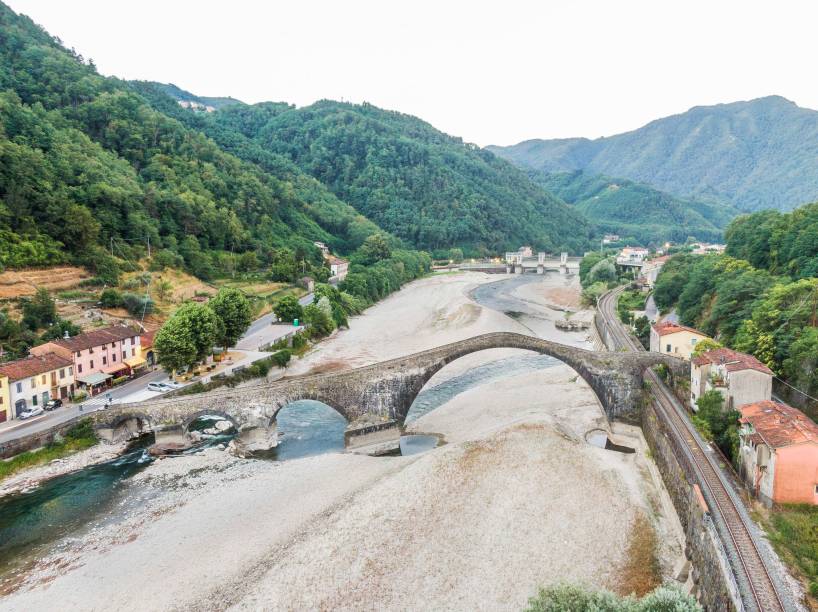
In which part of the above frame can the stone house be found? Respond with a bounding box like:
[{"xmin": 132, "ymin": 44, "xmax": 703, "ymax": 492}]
[
  {"xmin": 31, "ymin": 325, "xmax": 143, "ymax": 395},
  {"xmin": 0, "ymin": 353, "xmax": 75, "ymax": 417},
  {"xmin": 738, "ymin": 400, "xmax": 818, "ymax": 506},
  {"xmin": 690, "ymin": 348, "xmax": 773, "ymax": 411},
  {"xmin": 649, "ymin": 321, "xmax": 709, "ymax": 360},
  {"xmin": 328, "ymin": 256, "xmax": 349, "ymax": 282}
]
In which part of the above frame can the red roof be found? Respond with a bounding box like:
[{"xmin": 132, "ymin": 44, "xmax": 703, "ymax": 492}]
[
  {"xmin": 46, "ymin": 325, "xmax": 139, "ymax": 353},
  {"xmin": 652, "ymin": 321, "xmax": 706, "ymax": 337},
  {"xmin": 740, "ymin": 400, "xmax": 818, "ymax": 448},
  {"xmin": 0, "ymin": 353, "xmax": 74, "ymax": 382},
  {"xmin": 692, "ymin": 348, "xmax": 773, "ymax": 375},
  {"xmin": 140, "ymin": 330, "xmax": 157, "ymax": 348}
]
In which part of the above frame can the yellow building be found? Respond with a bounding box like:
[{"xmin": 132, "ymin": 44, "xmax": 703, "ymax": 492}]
[
  {"xmin": 0, "ymin": 374, "xmax": 9, "ymax": 423},
  {"xmin": 649, "ymin": 321, "xmax": 710, "ymax": 360}
]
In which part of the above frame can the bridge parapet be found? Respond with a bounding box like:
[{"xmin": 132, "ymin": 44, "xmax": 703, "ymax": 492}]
[{"xmin": 90, "ymin": 332, "xmax": 679, "ymax": 453}]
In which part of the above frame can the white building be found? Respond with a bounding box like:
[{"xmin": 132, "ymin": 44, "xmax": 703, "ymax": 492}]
[
  {"xmin": 329, "ymin": 256, "xmax": 349, "ymax": 282},
  {"xmin": 690, "ymin": 348, "xmax": 773, "ymax": 411},
  {"xmin": 616, "ymin": 246, "xmax": 650, "ymax": 267}
]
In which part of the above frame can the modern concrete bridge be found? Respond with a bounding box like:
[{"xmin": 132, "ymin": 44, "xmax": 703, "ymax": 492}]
[
  {"xmin": 91, "ymin": 332, "xmax": 685, "ymax": 453},
  {"xmin": 459, "ymin": 253, "xmax": 581, "ymax": 275}
]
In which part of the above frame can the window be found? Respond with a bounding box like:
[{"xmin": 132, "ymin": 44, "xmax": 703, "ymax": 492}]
[
  {"xmin": 123, "ymin": 351, "xmax": 127, "ymax": 360},
  {"xmin": 76, "ymin": 351, "xmax": 82, "ymax": 358},
  {"xmin": 691, "ymin": 338, "xmax": 697, "ymax": 345},
  {"xmin": 132, "ymin": 348, "xmax": 136, "ymax": 357},
  {"xmin": 41, "ymin": 374, "xmax": 46, "ymax": 385},
  {"xmin": 815, "ymin": 485, "xmax": 818, "ymax": 495},
  {"xmin": 77, "ymin": 364, "xmax": 83, "ymax": 374},
  {"xmin": 111, "ymin": 342, "xmax": 116, "ymax": 348},
  {"xmin": 89, "ymin": 347, "xmax": 94, "ymax": 354},
  {"xmin": 68, "ymin": 367, "xmax": 73, "ymax": 376},
  {"xmin": 102, "ymin": 356, "xmax": 107, "ymax": 365},
  {"xmin": 113, "ymin": 353, "xmax": 117, "ymax": 361},
  {"xmin": 666, "ymin": 344, "xmax": 671, "ymax": 352},
  {"xmin": 32, "ymin": 395, "xmax": 37, "ymax": 406},
  {"xmin": 15, "ymin": 382, "xmax": 21, "ymax": 393},
  {"xmin": 90, "ymin": 360, "xmax": 94, "ymax": 369},
  {"xmin": 30, "ymin": 378, "xmax": 36, "ymax": 389},
  {"xmin": 59, "ymin": 369, "xmax": 65, "ymax": 379}
]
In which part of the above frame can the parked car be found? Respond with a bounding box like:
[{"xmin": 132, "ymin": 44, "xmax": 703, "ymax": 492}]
[
  {"xmin": 44, "ymin": 398, "xmax": 63, "ymax": 411},
  {"xmin": 19, "ymin": 406, "xmax": 44, "ymax": 420},
  {"xmin": 163, "ymin": 380, "xmax": 182, "ymax": 389},
  {"xmin": 146, "ymin": 382, "xmax": 169, "ymax": 393}
]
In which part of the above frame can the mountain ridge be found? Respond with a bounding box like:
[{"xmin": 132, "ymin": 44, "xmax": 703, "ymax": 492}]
[{"xmin": 489, "ymin": 96, "xmax": 818, "ymax": 212}]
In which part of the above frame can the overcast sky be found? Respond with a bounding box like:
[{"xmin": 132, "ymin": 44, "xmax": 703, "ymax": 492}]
[{"xmin": 7, "ymin": 0, "xmax": 818, "ymax": 146}]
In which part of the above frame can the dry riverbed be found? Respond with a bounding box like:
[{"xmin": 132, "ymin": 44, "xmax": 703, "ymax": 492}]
[{"xmin": 0, "ymin": 272, "xmax": 686, "ymax": 611}]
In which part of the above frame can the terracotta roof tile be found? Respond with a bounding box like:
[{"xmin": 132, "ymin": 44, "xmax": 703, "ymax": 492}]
[
  {"xmin": 47, "ymin": 325, "xmax": 139, "ymax": 353},
  {"xmin": 0, "ymin": 353, "xmax": 73, "ymax": 381},
  {"xmin": 692, "ymin": 347, "xmax": 773, "ymax": 375},
  {"xmin": 740, "ymin": 400, "xmax": 818, "ymax": 448},
  {"xmin": 652, "ymin": 321, "xmax": 707, "ymax": 337}
]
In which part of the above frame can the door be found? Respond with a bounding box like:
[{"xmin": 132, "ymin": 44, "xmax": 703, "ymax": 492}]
[
  {"xmin": 42, "ymin": 391, "xmax": 49, "ymax": 405},
  {"xmin": 15, "ymin": 399, "xmax": 26, "ymax": 417}
]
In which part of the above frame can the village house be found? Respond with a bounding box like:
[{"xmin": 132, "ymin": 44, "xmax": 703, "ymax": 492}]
[
  {"xmin": 691, "ymin": 242, "xmax": 726, "ymax": 255},
  {"xmin": 30, "ymin": 325, "xmax": 144, "ymax": 396},
  {"xmin": 0, "ymin": 353, "xmax": 75, "ymax": 418},
  {"xmin": 690, "ymin": 347, "xmax": 773, "ymax": 411},
  {"xmin": 615, "ymin": 246, "xmax": 650, "ymax": 270},
  {"xmin": 313, "ymin": 241, "xmax": 330, "ymax": 257},
  {"xmin": 0, "ymin": 374, "xmax": 9, "ymax": 423},
  {"xmin": 328, "ymin": 256, "xmax": 349, "ymax": 282},
  {"xmin": 517, "ymin": 246, "xmax": 533, "ymax": 257},
  {"xmin": 738, "ymin": 400, "xmax": 818, "ymax": 506},
  {"xmin": 602, "ymin": 234, "xmax": 620, "ymax": 244},
  {"xmin": 649, "ymin": 321, "xmax": 709, "ymax": 360}
]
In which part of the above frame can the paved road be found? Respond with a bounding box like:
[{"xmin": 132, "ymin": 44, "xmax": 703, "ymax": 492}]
[{"xmin": 242, "ymin": 292, "xmax": 313, "ymax": 337}]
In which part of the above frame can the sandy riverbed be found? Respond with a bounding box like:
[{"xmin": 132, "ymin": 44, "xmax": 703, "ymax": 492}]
[{"xmin": 0, "ymin": 272, "xmax": 685, "ymax": 611}]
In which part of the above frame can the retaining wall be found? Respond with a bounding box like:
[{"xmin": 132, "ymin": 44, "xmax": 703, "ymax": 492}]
[{"xmin": 0, "ymin": 415, "xmax": 85, "ymax": 459}]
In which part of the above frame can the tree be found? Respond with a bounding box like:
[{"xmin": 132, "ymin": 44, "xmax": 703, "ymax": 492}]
[
  {"xmin": 579, "ymin": 252, "xmax": 605, "ymax": 287},
  {"xmin": 21, "ymin": 288, "xmax": 57, "ymax": 330},
  {"xmin": 40, "ymin": 318, "xmax": 81, "ymax": 341},
  {"xmin": 273, "ymin": 295, "xmax": 303, "ymax": 323},
  {"xmin": 448, "ymin": 247, "xmax": 463, "ymax": 263},
  {"xmin": 154, "ymin": 302, "xmax": 222, "ymax": 373},
  {"xmin": 634, "ymin": 315, "xmax": 651, "ymax": 350},
  {"xmin": 357, "ymin": 234, "xmax": 391, "ymax": 264},
  {"xmin": 209, "ymin": 287, "xmax": 252, "ymax": 348},
  {"xmin": 237, "ymin": 251, "xmax": 259, "ymax": 272},
  {"xmin": 587, "ymin": 259, "xmax": 617, "ymax": 285},
  {"xmin": 154, "ymin": 278, "xmax": 173, "ymax": 302},
  {"xmin": 691, "ymin": 338, "xmax": 724, "ymax": 357},
  {"xmin": 303, "ymin": 303, "xmax": 334, "ymax": 338}
]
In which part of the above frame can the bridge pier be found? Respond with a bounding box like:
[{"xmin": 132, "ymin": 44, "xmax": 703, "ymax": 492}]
[
  {"xmin": 154, "ymin": 427, "xmax": 188, "ymax": 445},
  {"xmin": 537, "ymin": 264, "xmax": 544, "ymax": 274},
  {"xmin": 505, "ymin": 265, "xmax": 512, "ymax": 274}
]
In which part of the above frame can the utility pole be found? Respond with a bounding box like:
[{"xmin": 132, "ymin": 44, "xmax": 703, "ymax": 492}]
[
  {"xmin": 111, "ymin": 237, "xmax": 114, "ymax": 258},
  {"xmin": 147, "ymin": 235, "xmax": 151, "ymax": 258}
]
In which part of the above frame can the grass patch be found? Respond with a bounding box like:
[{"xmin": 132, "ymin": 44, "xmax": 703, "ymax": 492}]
[
  {"xmin": 762, "ymin": 504, "xmax": 818, "ymax": 599},
  {"xmin": 0, "ymin": 419, "xmax": 98, "ymax": 481},
  {"xmin": 619, "ymin": 512, "xmax": 662, "ymax": 597}
]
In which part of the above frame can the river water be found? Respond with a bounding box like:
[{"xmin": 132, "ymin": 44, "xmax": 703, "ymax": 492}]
[{"xmin": 0, "ymin": 273, "xmax": 588, "ymax": 583}]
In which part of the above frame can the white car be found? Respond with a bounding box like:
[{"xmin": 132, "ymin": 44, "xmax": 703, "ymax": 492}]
[
  {"xmin": 146, "ymin": 382, "xmax": 169, "ymax": 393},
  {"xmin": 19, "ymin": 406, "xmax": 44, "ymax": 420}
]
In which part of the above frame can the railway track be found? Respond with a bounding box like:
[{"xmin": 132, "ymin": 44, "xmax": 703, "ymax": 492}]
[{"xmin": 598, "ymin": 287, "xmax": 787, "ymax": 612}]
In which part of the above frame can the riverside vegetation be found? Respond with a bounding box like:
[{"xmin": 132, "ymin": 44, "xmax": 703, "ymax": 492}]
[{"xmin": 0, "ymin": 419, "xmax": 97, "ymax": 481}]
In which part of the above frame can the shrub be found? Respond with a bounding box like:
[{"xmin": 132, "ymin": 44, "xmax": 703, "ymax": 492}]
[
  {"xmin": 121, "ymin": 292, "xmax": 154, "ymax": 317},
  {"xmin": 99, "ymin": 288, "xmax": 123, "ymax": 308},
  {"xmin": 272, "ymin": 349, "xmax": 291, "ymax": 368}
]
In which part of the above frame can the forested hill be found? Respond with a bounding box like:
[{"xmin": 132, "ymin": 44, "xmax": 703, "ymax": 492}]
[
  {"xmin": 0, "ymin": 2, "xmax": 388, "ymax": 274},
  {"xmin": 531, "ymin": 170, "xmax": 737, "ymax": 244},
  {"xmin": 193, "ymin": 99, "xmax": 594, "ymax": 254},
  {"xmin": 489, "ymin": 96, "xmax": 818, "ymax": 213}
]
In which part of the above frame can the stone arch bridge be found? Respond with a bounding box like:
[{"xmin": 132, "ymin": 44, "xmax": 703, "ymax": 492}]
[{"xmin": 91, "ymin": 332, "xmax": 686, "ymax": 452}]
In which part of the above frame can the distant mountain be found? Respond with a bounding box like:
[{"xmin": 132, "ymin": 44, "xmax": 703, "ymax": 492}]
[
  {"xmin": 150, "ymin": 82, "xmax": 244, "ymax": 111},
  {"xmin": 530, "ymin": 170, "xmax": 738, "ymax": 244},
  {"xmin": 191, "ymin": 99, "xmax": 595, "ymax": 254},
  {"xmin": 489, "ymin": 96, "xmax": 818, "ymax": 212}
]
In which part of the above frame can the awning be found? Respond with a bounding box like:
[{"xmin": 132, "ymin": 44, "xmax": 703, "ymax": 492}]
[
  {"xmin": 124, "ymin": 356, "xmax": 147, "ymax": 369},
  {"xmin": 77, "ymin": 372, "xmax": 112, "ymax": 386},
  {"xmin": 103, "ymin": 363, "xmax": 128, "ymax": 375}
]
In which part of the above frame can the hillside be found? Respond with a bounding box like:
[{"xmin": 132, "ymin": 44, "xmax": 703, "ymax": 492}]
[
  {"xmin": 0, "ymin": 2, "xmax": 389, "ymax": 277},
  {"xmin": 200, "ymin": 100, "xmax": 594, "ymax": 254},
  {"xmin": 531, "ymin": 170, "xmax": 737, "ymax": 244},
  {"xmin": 489, "ymin": 96, "xmax": 818, "ymax": 212}
]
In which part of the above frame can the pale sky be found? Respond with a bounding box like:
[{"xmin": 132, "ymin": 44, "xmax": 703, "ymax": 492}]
[{"xmin": 6, "ymin": 0, "xmax": 818, "ymax": 146}]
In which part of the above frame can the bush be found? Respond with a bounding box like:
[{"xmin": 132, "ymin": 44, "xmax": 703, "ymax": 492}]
[
  {"xmin": 99, "ymin": 288, "xmax": 123, "ymax": 308},
  {"xmin": 525, "ymin": 583, "xmax": 700, "ymax": 611},
  {"xmin": 112, "ymin": 375, "xmax": 128, "ymax": 386},
  {"xmin": 273, "ymin": 295, "xmax": 304, "ymax": 323},
  {"xmin": 121, "ymin": 292, "xmax": 154, "ymax": 317},
  {"xmin": 272, "ymin": 349, "xmax": 291, "ymax": 368}
]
